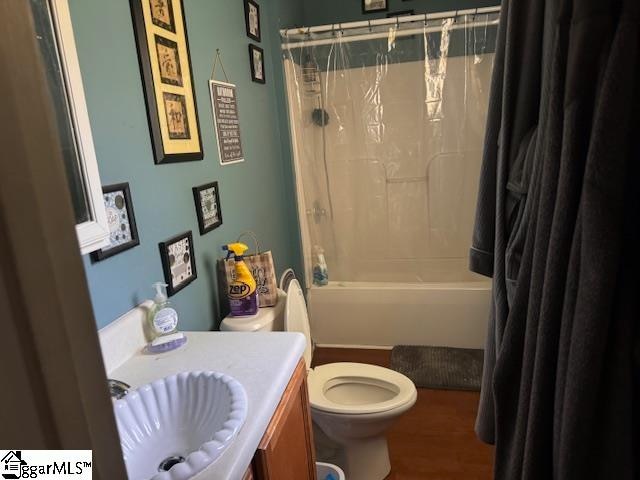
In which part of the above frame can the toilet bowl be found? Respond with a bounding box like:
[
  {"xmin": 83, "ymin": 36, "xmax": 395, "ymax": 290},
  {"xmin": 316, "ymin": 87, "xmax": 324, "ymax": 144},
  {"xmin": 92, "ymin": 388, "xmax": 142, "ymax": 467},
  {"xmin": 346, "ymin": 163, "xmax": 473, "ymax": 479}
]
[
  {"xmin": 221, "ymin": 269, "xmax": 417, "ymax": 480},
  {"xmin": 308, "ymin": 362, "xmax": 417, "ymax": 480}
]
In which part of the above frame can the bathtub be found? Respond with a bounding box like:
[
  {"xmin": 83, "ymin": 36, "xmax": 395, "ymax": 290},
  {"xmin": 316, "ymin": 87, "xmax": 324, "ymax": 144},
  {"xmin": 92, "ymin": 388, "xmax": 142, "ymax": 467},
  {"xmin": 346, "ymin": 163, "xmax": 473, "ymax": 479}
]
[{"xmin": 308, "ymin": 279, "xmax": 491, "ymax": 349}]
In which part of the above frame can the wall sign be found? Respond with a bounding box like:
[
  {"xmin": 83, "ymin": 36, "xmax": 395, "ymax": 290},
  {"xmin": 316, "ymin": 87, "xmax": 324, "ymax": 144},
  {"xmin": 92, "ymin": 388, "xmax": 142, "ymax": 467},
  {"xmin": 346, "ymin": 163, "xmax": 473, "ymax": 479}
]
[
  {"xmin": 209, "ymin": 80, "xmax": 244, "ymax": 165},
  {"xmin": 130, "ymin": 0, "xmax": 203, "ymax": 164}
]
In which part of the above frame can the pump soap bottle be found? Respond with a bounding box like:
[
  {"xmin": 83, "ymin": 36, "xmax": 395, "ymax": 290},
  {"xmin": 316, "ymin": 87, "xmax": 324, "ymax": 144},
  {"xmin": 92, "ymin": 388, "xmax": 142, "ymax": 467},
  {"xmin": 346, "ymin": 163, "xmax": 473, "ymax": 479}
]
[{"xmin": 146, "ymin": 282, "xmax": 187, "ymax": 353}]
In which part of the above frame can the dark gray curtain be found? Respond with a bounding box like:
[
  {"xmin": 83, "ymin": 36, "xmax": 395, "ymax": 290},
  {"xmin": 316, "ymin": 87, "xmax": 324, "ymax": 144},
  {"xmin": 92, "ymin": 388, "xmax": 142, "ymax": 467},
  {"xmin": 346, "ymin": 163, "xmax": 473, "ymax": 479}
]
[{"xmin": 470, "ymin": 0, "xmax": 639, "ymax": 478}]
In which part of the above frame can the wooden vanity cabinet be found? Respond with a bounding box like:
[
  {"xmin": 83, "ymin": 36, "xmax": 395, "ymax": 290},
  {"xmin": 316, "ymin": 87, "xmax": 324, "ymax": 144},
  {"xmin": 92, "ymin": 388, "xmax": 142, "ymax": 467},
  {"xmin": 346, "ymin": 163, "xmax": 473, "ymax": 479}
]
[{"xmin": 244, "ymin": 358, "xmax": 317, "ymax": 480}]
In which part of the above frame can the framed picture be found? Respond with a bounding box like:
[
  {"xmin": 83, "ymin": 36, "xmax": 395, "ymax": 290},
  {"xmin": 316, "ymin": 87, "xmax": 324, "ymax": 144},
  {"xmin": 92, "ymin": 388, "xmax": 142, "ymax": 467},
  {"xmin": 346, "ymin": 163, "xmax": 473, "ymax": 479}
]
[
  {"xmin": 158, "ymin": 231, "xmax": 197, "ymax": 296},
  {"xmin": 248, "ymin": 44, "xmax": 265, "ymax": 84},
  {"xmin": 130, "ymin": 0, "xmax": 203, "ymax": 164},
  {"xmin": 91, "ymin": 183, "xmax": 140, "ymax": 261},
  {"xmin": 362, "ymin": 0, "xmax": 388, "ymax": 14},
  {"xmin": 192, "ymin": 182, "xmax": 223, "ymax": 235},
  {"xmin": 244, "ymin": 0, "xmax": 261, "ymax": 42},
  {"xmin": 387, "ymin": 10, "xmax": 414, "ymax": 17}
]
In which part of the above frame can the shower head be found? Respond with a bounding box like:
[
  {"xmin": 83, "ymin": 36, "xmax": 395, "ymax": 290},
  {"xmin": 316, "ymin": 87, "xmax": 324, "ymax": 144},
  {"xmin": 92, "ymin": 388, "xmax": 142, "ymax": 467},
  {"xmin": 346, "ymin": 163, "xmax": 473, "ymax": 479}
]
[{"xmin": 312, "ymin": 108, "xmax": 330, "ymax": 127}]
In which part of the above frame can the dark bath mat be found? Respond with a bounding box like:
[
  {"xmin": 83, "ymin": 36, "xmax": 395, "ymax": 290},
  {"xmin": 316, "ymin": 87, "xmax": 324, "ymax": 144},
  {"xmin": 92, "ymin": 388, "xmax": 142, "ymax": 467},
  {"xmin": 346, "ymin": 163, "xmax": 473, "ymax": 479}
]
[{"xmin": 390, "ymin": 345, "xmax": 484, "ymax": 391}]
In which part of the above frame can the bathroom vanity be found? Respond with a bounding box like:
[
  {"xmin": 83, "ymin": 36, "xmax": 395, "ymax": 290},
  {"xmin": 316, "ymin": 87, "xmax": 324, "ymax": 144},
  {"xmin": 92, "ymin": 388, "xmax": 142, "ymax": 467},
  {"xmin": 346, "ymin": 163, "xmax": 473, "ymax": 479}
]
[
  {"xmin": 99, "ymin": 303, "xmax": 317, "ymax": 479},
  {"xmin": 244, "ymin": 359, "xmax": 316, "ymax": 480}
]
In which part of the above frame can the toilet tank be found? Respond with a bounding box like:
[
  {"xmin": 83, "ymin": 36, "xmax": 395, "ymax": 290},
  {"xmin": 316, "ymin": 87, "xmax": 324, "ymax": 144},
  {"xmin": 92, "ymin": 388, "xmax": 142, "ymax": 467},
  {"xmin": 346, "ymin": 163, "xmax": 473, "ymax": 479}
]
[{"xmin": 220, "ymin": 290, "xmax": 286, "ymax": 332}]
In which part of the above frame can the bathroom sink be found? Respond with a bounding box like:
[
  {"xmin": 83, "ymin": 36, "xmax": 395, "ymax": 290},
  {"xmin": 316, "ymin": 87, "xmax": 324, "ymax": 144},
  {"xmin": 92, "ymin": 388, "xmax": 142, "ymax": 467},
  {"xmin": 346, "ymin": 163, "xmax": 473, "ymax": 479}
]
[{"xmin": 113, "ymin": 371, "xmax": 248, "ymax": 480}]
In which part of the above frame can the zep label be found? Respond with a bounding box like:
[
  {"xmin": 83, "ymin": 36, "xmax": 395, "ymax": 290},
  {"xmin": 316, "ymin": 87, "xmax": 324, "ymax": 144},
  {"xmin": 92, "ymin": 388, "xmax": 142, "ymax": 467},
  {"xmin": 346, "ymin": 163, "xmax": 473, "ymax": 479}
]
[{"xmin": 228, "ymin": 282, "xmax": 252, "ymax": 299}]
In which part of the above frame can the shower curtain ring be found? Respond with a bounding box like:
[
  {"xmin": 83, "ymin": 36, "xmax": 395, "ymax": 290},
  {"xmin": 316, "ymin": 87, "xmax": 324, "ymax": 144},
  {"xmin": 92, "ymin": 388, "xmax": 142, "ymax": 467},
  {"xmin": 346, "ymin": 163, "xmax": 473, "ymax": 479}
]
[{"xmin": 368, "ymin": 19, "xmax": 372, "ymax": 32}]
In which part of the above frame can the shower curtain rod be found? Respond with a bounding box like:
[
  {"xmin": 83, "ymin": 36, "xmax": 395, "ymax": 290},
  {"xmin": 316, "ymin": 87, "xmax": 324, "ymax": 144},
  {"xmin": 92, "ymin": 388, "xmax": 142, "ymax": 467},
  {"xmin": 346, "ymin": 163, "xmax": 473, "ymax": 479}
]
[
  {"xmin": 281, "ymin": 17, "xmax": 500, "ymax": 49},
  {"xmin": 280, "ymin": 6, "xmax": 500, "ymax": 50}
]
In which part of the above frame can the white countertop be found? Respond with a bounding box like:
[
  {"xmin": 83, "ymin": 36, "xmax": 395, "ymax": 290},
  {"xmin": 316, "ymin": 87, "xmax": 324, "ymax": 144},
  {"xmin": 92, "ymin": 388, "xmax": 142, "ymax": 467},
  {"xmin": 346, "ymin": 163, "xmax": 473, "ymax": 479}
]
[{"xmin": 109, "ymin": 331, "xmax": 306, "ymax": 480}]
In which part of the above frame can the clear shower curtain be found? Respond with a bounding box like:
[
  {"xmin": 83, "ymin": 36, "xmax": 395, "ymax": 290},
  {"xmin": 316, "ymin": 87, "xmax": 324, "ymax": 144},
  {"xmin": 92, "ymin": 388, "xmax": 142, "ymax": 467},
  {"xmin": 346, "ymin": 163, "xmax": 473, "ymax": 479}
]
[{"xmin": 282, "ymin": 14, "xmax": 498, "ymax": 285}]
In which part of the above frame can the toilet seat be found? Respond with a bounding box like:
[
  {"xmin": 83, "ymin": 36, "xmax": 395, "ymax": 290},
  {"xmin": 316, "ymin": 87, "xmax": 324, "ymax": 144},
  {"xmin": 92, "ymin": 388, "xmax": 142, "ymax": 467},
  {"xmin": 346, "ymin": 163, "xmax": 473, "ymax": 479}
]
[{"xmin": 308, "ymin": 362, "xmax": 417, "ymax": 415}]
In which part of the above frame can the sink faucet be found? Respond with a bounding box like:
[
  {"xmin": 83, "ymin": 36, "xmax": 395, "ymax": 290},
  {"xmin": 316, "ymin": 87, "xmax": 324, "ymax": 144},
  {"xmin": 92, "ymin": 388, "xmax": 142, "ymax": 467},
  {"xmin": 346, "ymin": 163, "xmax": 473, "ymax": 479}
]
[{"xmin": 107, "ymin": 379, "xmax": 131, "ymax": 400}]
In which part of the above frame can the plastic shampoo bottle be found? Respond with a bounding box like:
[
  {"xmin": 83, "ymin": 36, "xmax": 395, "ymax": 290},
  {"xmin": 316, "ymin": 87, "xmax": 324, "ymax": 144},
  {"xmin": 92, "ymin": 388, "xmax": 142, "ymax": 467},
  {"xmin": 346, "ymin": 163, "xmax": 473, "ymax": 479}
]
[{"xmin": 313, "ymin": 245, "xmax": 329, "ymax": 286}]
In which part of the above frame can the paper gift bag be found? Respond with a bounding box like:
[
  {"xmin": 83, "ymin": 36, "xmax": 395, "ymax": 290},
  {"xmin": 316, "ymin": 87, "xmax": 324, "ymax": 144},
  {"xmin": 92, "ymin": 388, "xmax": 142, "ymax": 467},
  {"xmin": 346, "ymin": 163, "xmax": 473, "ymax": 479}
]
[{"xmin": 224, "ymin": 231, "xmax": 278, "ymax": 307}]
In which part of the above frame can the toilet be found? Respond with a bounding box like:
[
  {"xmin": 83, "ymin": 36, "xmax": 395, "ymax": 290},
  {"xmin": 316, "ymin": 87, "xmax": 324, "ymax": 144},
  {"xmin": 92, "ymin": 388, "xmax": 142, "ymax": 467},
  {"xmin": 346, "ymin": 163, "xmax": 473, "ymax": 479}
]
[{"xmin": 221, "ymin": 270, "xmax": 417, "ymax": 480}]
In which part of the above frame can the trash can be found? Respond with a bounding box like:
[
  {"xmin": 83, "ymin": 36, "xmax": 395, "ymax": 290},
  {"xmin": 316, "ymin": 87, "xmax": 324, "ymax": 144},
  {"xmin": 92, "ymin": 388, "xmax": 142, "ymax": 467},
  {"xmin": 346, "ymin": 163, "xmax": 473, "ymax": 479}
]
[{"xmin": 316, "ymin": 461, "xmax": 345, "ymax": 480}]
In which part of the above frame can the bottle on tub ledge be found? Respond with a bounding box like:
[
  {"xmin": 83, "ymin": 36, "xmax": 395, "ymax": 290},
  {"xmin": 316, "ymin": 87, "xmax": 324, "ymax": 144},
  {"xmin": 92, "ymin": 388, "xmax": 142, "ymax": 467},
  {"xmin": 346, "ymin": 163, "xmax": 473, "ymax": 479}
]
[
  {"xmin": 223, "ymin": 242, "xmax": 259, "ymax": 317},
  {"xmin": 145, "ymin": 282, "xmax": 187, "ymax": 353},
  {"xmin": 313, "ymin": 245, "xmax": 329, "ymax": 286}
]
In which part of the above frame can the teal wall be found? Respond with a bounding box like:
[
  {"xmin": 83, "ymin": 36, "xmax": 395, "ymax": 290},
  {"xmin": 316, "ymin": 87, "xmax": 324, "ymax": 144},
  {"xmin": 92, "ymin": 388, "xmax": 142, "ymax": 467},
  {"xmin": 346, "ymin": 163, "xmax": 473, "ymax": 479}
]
[
  {"xmin": 301, "ymin": 0, "xmax": 498, "ymax": 25},
  {"xmin": 72, "ymin": 0, "xmax": 303, "ymax": 330}
]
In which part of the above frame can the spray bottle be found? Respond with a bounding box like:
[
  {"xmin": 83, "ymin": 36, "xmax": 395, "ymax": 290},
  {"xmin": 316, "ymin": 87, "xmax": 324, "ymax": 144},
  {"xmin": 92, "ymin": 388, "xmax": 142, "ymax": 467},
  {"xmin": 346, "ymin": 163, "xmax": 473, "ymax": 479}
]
[{"xmin": 223, "ymin": 242, "xmax": 259, "ymax": 316}]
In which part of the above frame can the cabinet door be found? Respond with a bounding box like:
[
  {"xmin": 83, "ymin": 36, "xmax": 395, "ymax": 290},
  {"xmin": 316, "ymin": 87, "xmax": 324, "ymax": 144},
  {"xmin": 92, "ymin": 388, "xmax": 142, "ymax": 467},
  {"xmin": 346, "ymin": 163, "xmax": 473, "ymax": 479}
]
[
  {"xmin": 242, "ymin": 465, "xmax": 255, "ymax": 480},
  {"xmin": 253, "ymin": 359, "xmax": 317, "ymax": 480}
]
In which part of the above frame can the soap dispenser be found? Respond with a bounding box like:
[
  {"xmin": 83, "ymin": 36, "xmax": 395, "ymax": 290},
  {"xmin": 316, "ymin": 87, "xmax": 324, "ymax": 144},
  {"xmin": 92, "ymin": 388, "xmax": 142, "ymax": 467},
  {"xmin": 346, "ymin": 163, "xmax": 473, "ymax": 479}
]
[{"xmin": 146, "ymin": 282, "xmax": 186, "ymax": 353}]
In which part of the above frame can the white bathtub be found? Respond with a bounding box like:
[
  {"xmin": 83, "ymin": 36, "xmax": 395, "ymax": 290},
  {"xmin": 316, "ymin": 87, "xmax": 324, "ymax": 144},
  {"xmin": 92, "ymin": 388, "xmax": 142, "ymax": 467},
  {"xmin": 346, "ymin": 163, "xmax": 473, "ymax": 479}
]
[{"xmin": 308, "ymin": 280, "xmax": 491, "ymax": 349}]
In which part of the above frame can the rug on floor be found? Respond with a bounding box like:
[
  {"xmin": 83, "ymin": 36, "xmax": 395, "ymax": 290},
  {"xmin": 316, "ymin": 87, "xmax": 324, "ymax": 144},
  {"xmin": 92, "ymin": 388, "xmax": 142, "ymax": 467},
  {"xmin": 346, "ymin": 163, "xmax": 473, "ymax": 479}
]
[{"xmin": 390, "ymin": 345, "xmax": 484, "ymax": 391}]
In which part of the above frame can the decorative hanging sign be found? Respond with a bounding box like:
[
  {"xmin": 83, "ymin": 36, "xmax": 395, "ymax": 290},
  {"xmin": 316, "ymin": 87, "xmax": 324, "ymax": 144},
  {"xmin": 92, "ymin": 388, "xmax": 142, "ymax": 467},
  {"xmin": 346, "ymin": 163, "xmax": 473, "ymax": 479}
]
[{"xmin": 209, "ymin": 50, "xmax": 244, "ymax": 165}]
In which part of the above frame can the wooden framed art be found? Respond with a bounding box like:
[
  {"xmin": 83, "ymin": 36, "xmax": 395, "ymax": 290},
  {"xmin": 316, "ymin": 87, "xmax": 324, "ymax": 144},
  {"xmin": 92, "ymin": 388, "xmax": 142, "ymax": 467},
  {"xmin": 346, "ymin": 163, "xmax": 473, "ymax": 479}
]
[
  {"xmin": 248, "ymin": 44, "xmax": 265, "ymax": 84},
  {"xmin": 158, "ymin": 231, "xmax": 197, "ymax": 296},
  {"xmin": 362, "ymin": 0, "xmax": 388, "ymax": 14},
  {"xmin": 130, "ymin": 0, "xmax": 203, "ymax": 164},
  {"xmin": 90, "ymin": 183, "xmax": 140, "ymax": 261},
  {"xmin": 192, "ymin": 181, "xmax": 223, "ymax": 235},
  {"xmin": 244, "ymin": 0, "xmax": 261, "ymax": 42}
]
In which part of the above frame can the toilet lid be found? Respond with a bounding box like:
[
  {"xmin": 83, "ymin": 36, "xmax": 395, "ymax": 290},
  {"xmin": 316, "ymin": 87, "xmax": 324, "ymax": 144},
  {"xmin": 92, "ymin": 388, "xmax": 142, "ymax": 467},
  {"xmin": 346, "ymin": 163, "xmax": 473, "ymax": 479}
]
[{"xmin": 283, "ymin": 278, "xmax": 313, "ymax": 369}]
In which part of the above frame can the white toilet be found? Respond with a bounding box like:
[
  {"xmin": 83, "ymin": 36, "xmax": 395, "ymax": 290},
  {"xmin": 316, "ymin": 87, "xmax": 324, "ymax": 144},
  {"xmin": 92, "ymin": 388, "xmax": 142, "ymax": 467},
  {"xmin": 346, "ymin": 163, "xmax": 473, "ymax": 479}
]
[{"xmin": 221, "ymin": 270, "xmax": 417, "ymax": 480}]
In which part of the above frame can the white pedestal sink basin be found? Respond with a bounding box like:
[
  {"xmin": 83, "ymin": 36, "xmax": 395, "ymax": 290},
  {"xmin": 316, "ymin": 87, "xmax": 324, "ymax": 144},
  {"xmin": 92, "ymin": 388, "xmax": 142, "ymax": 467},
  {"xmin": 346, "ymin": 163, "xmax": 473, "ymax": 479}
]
[{"xmin": 113, "ymin": 371, "xmax": 248, "ymax": 480}]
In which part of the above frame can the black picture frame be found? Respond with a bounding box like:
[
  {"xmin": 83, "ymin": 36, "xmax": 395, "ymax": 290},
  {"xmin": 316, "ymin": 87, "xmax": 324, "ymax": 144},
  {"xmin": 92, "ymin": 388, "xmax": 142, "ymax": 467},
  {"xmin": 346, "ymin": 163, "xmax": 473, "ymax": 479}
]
[
  {"xmin": 158, "ymin": 231, "xmax": 197, "ymax": 297},
  {"xmin": 130, "ymin": 0, "xmax": 203, "ymax": 164},
  {"xmin": 387, "ymin": 10, "xmax": 414, "ymax": 17},
  {"xmin": 248, "ymin": 44, "xmax": 265, "ymax": 84},
  {"xmin": 91, "ymin": 183, "xmax": 140, "ymax": 262},
  {"xmin": 362, "ymin": 0, "xmax": 388, "ymax": 14},
  {"xmin": 192, "ymin": 181, "xmax": 223, "ymax": 235},
  {"xmin": 244, "ymin": 0, "xmax": 261, "ymax": 42}
]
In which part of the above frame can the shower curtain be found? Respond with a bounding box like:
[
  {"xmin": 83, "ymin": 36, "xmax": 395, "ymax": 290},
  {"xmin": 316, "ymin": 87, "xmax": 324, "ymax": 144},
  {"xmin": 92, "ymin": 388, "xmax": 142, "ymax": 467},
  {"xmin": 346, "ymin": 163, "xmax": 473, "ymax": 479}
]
[
  {"xmin": 471, "ymin": 0, "xmax": 639, "ymax": 478},
  {"xmin": 282, "ymin": 13, "xmax": 498, "ymax": 285}
]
